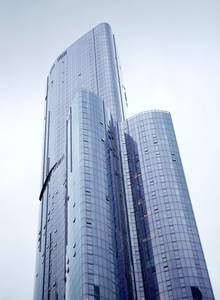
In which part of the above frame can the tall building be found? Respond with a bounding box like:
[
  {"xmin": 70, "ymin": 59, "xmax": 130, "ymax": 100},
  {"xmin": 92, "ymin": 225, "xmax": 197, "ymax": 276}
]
[{"xmin": 34, "ymin": 23, "xmax": 214, "ymax": 300}]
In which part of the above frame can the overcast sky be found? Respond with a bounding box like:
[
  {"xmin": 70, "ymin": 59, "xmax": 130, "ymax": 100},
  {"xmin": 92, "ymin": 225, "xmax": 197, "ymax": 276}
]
[{"xmin": 0, "ymin": 0, "xmax": 219, "ymax": 299}]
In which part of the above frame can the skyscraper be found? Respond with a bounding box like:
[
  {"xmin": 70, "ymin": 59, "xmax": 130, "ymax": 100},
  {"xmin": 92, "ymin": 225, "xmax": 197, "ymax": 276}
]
[
  {"xmin": 34, "ymin": 23, "xmax": 214, "ymax": 300},
  {"xmin": 118, "ymin": 111, "xmax": 214, "ymax": 300}
]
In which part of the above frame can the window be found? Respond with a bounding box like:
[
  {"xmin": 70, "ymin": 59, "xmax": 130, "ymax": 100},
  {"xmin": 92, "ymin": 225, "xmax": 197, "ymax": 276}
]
[{"xmin": 94, "ymin": 286, "xmax": 100, "ymax": 296}]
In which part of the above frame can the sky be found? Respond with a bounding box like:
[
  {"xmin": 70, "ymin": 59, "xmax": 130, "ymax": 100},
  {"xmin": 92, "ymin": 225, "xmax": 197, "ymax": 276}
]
[{"xmin": 0, "ymin": 0, "xmax": 219, "ymax": 299}]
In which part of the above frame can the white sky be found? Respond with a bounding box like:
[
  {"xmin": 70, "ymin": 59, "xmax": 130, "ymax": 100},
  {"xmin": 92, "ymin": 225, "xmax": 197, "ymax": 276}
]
[{"xmin": 0, "ymin": 0, "xmax": 219, "ymax": 299}]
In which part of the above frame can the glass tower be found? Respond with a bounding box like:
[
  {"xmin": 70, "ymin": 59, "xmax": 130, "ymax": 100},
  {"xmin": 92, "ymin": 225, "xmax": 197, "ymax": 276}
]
[
  {"xmin": 118, "ymin": 111, "xmax": 214, "ymax": 300},
  {"xmin": 34, "ymin": 23, "xmax": 214, "ymax": 300}
]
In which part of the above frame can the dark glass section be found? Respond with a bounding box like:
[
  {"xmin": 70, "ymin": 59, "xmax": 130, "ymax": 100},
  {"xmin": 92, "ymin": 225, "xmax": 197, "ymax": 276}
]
[
  {"xmin": 124, "ymin": 133, "xmax": 159, "ymax": 300},
  {"xmin": 94, "ymin": 285, "xmax": 100, "ymax": 295},
  {"xmin": 191, "ymin": 286, "xmax": 203, "ymax": 299},
  {"xmin": 105, "ymin": 115, "xmax": 134, "ymax": 299}
]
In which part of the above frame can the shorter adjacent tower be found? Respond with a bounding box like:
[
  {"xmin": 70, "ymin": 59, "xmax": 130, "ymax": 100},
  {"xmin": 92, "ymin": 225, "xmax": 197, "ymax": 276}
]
[{"xmin": 118, "ymin": 110, "xmax": 214, "ymax": 300}]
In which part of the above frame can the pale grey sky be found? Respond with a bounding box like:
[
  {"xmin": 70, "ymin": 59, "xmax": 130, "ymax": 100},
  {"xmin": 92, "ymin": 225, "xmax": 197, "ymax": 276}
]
[{"xmin": 0, "ymin": 0, "xmax": 219, "ymax": 299}]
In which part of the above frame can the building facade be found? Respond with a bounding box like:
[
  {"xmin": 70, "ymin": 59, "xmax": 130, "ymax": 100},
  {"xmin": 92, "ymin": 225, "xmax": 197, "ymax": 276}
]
[
  {"xmin": 34, "ymin": 23, "xmax": 214, "ymax": 300},
  {"xmin": 118, "ymin": 111, "xmax": 214, "ymax": 300}
]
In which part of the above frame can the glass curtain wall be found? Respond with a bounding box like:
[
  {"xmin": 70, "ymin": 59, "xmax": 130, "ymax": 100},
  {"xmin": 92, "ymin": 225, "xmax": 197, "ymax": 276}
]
[{"xmin": 118, "ymin": 110, "xmax": 214, "ymax": 300}]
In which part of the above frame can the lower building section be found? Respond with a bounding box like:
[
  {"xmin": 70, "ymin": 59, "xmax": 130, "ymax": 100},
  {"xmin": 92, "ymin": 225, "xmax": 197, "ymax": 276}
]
[{"xmin": 34, "ymin": 90, "xmax": 214, "ymax": 300}]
